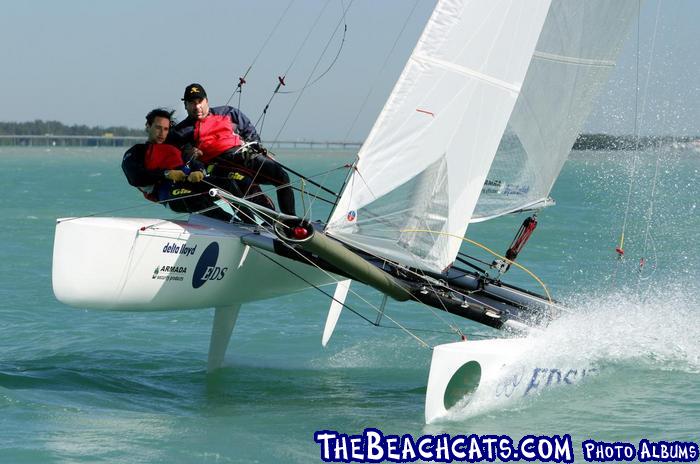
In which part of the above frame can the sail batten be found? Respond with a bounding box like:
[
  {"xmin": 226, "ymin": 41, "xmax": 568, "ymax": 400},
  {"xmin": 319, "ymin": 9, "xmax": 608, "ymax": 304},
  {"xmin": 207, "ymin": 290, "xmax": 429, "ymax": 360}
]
[
  {"xmin": 412, "ymin": 54, "xmax": 522, "ymax": 93},
  {"xmin": 469, "ymin": 197, "xmax": 555, "ymax": 224},
  {"xmin": 532, "ymin": 51, "xmax": 616, "ymax": 67}
]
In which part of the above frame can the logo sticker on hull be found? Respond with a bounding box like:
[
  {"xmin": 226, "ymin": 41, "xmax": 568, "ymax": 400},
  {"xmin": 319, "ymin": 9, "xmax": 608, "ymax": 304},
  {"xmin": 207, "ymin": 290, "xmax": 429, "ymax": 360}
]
[
  {"xmin": 192, "ymin": 242, "xmax": 228, "ymax": 289},
  {"xmin": 152, "ymin": 265, "xmax": 187, "ymax": 282},
  {"xmin": 162, "ymin": 242, "xmax": 198, "ymax": 257}
]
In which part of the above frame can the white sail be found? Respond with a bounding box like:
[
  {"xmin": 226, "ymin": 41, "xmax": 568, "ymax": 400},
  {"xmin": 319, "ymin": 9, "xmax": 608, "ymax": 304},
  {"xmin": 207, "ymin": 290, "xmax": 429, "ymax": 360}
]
[
  {"xmin": 326, "ymin": 0, "xmax": 552, "ymax": 272},
  {"xmin": 472, "ymin": 0, "xmax": 638, "ymax": 220}
]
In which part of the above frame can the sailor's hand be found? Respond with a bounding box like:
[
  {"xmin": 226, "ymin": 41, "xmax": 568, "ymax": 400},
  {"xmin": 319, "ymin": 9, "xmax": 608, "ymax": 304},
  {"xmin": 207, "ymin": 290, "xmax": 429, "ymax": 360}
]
[
  {"xmin": 255, "ymin": 144, "xmax": 275, "ymax": 160},
  {"xmin": 165, "ymin": 170, "xmax": 187, "ymax": 182},
  {"xmin": 256, "ymin": 145, "xmax": 269, "ymax": 158},
  {"xmin": 187, "ymin": 171, "xmax": 204, "ymax": 183},
  {"xmin": 239, "ymin": 146, "xmax": 258, "ymax": 167}
]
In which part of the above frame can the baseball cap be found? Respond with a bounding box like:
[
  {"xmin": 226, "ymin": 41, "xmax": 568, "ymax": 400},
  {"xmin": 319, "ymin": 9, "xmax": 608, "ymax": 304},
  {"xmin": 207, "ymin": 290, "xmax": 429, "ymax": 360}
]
[{"xmin": 182, "ymin": 83, "xmax": 207, "ymax": 101}]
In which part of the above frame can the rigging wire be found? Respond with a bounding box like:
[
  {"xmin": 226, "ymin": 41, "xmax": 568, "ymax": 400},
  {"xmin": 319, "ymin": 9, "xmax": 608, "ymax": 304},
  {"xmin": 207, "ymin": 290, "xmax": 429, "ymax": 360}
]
[
  {"xmin": 271, "ymin": 0, "xmax": 356, "ymax": 143},
  {"xmin": 278, "ymin": 0, "xmax": 349, "ymax": 95},
  {"xmin": 638, "ymin": 0, "xmax": 663, "ymax": 279},
  {"xmin": 57, "ymin": 191, "xmax": 210, "ymax": 223},
  {"xmin": 225, "ymin": 0, "xmax": 297, "ymax": 109},
  {"xmin": 210, "ymin": 184, "xmax": 478, "ymax": 345},
  {"xmin": 299, "ymin": 163, "xmax": 339, "ymax": 224},
  {"xmin": 342, "ymin": 0, "xmax": 423, "ymax": 143},
  {"xmin": 253, "ymin": 244, "xmax": 475, "ymax": 341},
  {"xmin": 614, "ymin": 0, "xmax": 644, "ymax": 272},
  {"xmin": 252, "ymin": 245, "xmax": 482, "ymax": 341},
  {"xmin": 614, "ymin": 0, "xmax": 663, "ymax": 287},
  {"xmin": 263, "ymin": 151, "xmax": 345, "ymax": 198},
  {"xmin": 254, "ymin": 0, "xmax": 334, "ymax": 136},
  {"xmin": 337, "ymin": 229, "xmax": 560, "ymax": 327},
  {"xmin": 400, "ymin": 229, "xmax": 553, "ymax": 303},
  {"xmin": 201, "ymin": 182, "xmax": 441, "ymax": 348},
  {"xmin": 244, "ymin": 228, "xmax": 434, "ymax": 349},
  {"xmin": 456, "ymin": 253, "xmax": 492, "ymax": 270},
  {"xmin": 203, "ymin": 152, "xmax": 346, "ymax": 209},
  {"xmin": 250, "ymin": 246, "xmax": 375, "ymax": 325},
  {"xmin": 277, "ymin": 23, "xmax": 346, "ymax": 95},
  {"xmin": 321, "ymin": 0, "xmax": 422, "ymax": 222},
  {"xmin": 324, "ymin": 159, "xmax": 378, "ymax": 225}
]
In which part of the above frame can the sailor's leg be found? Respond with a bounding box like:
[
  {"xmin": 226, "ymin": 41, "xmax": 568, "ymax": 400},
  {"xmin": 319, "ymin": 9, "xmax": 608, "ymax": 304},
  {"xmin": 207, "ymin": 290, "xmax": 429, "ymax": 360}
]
[
  {"xmin": 162, "ymin": 181, "xmax": 234, "ymax": 222},
  {"xmin": 251, "ymin": 156, "xmax": 296, "ymax": 215},
  {"xmin": 207, "ymin": 304, "xmax": 242, "ymax": 372},
  {"xmin": 206, "ymin": 170, "xmax": 260, "ymax": 223},
  {"xmin": 212, "ymin": 151, "xmax": 294, "ymax": 214}
]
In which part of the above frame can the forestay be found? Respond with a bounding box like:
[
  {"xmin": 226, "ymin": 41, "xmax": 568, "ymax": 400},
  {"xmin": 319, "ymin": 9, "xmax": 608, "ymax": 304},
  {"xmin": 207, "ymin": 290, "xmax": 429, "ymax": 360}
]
[
  {"xmin": 472, "ymin": 0, "xmax": 638, "ymax": 221},
  {"xmin": 326, "ymin": 0, "xmax": 552, "ymax": 273}
]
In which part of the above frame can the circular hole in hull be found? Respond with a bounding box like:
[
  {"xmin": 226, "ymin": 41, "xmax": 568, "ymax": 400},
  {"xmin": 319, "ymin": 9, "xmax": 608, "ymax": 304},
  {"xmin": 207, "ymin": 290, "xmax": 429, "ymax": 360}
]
[{"xmin": 443, "ymin": 360, "xmax": 482, "ymax": 410}]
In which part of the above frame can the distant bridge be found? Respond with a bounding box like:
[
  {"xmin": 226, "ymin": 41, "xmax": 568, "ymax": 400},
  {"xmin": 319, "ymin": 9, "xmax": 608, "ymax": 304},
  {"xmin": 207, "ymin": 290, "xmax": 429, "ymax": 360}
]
[{"xmin": 0, "ymin": 134, "xmax": 362, "ymax": 150}]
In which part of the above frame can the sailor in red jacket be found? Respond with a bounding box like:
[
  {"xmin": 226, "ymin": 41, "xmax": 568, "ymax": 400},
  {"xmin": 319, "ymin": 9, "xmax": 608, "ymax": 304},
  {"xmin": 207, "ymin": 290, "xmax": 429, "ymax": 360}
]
[
  {"xmin": 169, "ymin": 83, "xmax": 296, "ymax": 216},
  {"xmin": 122, "ymin": 108, "xmax": 234, "ymax": 221}
]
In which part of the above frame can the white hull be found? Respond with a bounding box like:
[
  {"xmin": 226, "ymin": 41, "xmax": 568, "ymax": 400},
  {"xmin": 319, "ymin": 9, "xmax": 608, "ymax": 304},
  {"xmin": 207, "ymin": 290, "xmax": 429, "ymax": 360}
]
[
  {"xmin": 425, "ymin": 338, "xmax": 527, "ymax": 423},
  {"xmin": 52, "ymin": 215, "xmax": 337, "ymax": 311},
  {"xmin": 425, "ymin": 337, "xmax": 597, "ymax": 423}
]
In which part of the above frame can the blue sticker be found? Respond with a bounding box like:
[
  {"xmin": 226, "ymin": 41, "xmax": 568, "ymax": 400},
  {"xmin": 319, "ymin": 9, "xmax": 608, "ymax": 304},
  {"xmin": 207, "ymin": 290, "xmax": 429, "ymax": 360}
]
[{"xmin": 192, "ymin": 242, "xmax": 227, "ymax": 288}]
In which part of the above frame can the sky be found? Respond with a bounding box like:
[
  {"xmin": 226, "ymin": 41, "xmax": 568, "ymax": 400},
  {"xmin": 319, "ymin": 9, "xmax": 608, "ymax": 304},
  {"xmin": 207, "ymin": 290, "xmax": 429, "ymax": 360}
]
[{"xmin": 1, "ymin": 0, "xmax": 698, "ymax": 142}]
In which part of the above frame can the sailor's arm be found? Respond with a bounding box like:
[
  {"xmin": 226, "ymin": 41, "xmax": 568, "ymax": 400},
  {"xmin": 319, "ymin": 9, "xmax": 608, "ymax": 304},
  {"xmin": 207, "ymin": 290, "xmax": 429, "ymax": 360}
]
[
  {"xmin": 122, "ymin": 145, "xmax": 163, "ymax": 186},
  {"xmin": 227, "ymin": 106, "xmax": 260, "ymax": 142}
]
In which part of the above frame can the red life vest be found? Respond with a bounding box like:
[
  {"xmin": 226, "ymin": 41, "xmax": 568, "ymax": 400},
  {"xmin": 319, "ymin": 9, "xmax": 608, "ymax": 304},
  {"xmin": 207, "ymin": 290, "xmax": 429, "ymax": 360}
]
[
  {"xmin": 194, "ymin": 114, "xmax": 243, "ymax": 162},
  {"xmin": 144, "ymin": 143, "xmax": 184, "ymax": 170}
]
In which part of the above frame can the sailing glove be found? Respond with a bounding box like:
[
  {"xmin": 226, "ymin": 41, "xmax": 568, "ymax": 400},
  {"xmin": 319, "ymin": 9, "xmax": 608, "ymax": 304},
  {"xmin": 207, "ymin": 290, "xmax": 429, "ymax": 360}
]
[
  {"xmin": 164, "ymin": 170, "xmax": 187, "ymax": 182},
  {"xmin": 239, "ymin": 146, "xmax": 259, "ymax": 168},
  {"xmin": 187, "ymin": 171, "xmax": 205, "ymax": 183}
]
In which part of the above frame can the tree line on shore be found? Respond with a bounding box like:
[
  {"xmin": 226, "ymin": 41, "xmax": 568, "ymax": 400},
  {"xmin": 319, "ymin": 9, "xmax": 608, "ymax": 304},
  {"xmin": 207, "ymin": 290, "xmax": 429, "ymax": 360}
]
[
  {"xmin": 0, "ymin": 120, "xmax": 696, "ymax": 149},
  {"xmin": 0, "ymin": 120, "xmax": 143, "ymax": 137}
]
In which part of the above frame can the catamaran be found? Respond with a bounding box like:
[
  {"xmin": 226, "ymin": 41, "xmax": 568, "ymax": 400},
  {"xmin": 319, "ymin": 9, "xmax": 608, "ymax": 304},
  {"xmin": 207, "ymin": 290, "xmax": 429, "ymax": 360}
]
[{"xmin": 52, "ymin": 0, "xmax": 637, "ymax": 422}]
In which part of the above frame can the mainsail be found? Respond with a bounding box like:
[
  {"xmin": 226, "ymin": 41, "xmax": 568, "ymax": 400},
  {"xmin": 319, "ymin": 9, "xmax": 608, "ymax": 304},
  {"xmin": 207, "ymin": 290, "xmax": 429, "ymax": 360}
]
[
  {"xmin": 326, "ymin": 0, "xmax": 553, "ymax": 272},
  {"xmin": 472, "ymin": 0, "xmax": 638, "ymax": 221}
]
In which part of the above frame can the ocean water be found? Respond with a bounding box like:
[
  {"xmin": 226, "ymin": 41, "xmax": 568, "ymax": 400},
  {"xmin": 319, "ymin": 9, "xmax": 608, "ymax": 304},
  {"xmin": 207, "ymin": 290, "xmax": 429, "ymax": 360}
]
[{"xmin": 0, "ymin": 146, "xmax": 698, "ymax": 463}]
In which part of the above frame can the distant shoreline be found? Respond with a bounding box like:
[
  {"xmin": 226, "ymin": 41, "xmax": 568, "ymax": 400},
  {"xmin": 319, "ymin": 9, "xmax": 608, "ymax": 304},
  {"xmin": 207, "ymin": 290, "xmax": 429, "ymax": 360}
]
[
  {"xmin": 0, "ymin": 135, "xmax": 363, "ymax": 150},
  {"xmin": 1, "ymin": 120, "xmax": 697, "ymax": 150},
  {"xmin": 1, "ymin": 134, "xmax": 697, "ymax": 151}
]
